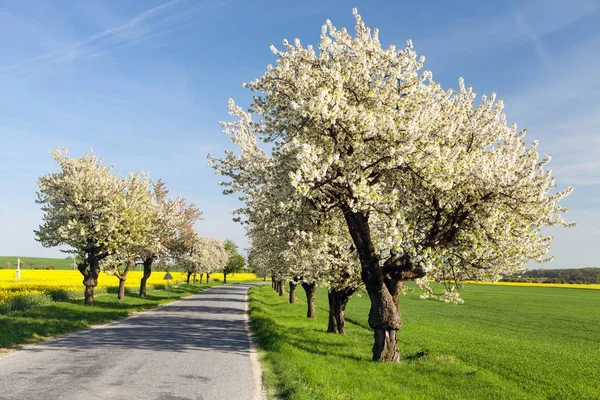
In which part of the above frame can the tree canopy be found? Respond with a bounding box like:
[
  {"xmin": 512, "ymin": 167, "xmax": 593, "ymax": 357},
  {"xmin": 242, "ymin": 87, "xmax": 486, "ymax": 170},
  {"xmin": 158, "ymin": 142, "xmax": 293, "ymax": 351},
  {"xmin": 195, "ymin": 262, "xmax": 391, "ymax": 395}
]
[
  {"xmin": 36, "ymin": 148, "xmax": 206, "ymax": 304},
  {"xmin": 211, "ymin": 9, "xmax": 575, "ymax": 361}
]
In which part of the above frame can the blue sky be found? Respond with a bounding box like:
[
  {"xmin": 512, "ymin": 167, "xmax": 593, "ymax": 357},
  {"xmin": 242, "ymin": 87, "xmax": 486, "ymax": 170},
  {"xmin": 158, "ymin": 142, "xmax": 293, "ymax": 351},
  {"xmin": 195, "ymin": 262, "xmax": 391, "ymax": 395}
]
[{"xmin": 0, "ymin": 0, "xmax": 598, "ymax": 268}]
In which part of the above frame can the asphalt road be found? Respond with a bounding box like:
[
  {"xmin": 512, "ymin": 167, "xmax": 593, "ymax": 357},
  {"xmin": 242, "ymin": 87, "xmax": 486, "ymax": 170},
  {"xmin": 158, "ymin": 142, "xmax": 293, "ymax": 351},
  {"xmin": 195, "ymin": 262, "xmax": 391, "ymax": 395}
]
[{"xmin": 0, "ymin": 284, "xmax": 265, "ymax": 400}]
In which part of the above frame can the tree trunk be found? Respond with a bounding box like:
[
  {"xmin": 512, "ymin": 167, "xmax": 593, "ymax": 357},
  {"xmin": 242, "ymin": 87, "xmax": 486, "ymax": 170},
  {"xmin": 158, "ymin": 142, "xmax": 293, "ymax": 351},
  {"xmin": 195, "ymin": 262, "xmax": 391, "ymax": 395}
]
[
  {"xmin": 199, "ymin": 273, "xmax": 204, "ymax": 283},
  {"xmin": 118, "ymin": 278, "xmax": 126, "ymax": 300},
  {"xmin": 139, "ymin": 257, "xmax": 153, "ymax": 297},
  {"xmin": 277, "ymin": 280, "xmax": 285, "ymax": 296},
  {"xmin": 327, "ymin": 287, "xmax": 355, "ymax": 334},
  {"xmin": 289, "ymin": 281, "xmax": 297, "ymax": 304},
  {"xmin": 206, "ymin": 273, "xmax": 211, "ymax": 282},
  {"xmin": 224, "ymin": 272, "xmax": 227, "ymax": 283},
  {"xmin": 116, "ymin": 264, "xmax": 131, "ymax": 300},
  {"xmin": 272, "ymin": 278, "xmax": 276, "ymax": 290},
  {"xmin": 193, "ymin": 273, "xmax": 197, "ymax": 284},
  {"xmin": 342, "ymin": 207, "xmax": 404, "ymax": 361},
  {"xmin": 301, "ymin": 282, "xmax": 317, "ymax": 318},
  {"xmin": 78, "ymin": 255, "xmax": 101, "ymax": 306},
  {"xmin": 187, "ymin": 271, "xmax": 192, "ymax": 285}
]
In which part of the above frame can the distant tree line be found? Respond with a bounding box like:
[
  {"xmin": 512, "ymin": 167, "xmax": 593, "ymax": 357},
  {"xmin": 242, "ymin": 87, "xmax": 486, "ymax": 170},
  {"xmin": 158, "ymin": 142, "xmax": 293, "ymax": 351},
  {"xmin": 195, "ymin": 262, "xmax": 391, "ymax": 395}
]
[{"xmin": 503, "ymin": 268, "xmax": 600, "ymax": 284}]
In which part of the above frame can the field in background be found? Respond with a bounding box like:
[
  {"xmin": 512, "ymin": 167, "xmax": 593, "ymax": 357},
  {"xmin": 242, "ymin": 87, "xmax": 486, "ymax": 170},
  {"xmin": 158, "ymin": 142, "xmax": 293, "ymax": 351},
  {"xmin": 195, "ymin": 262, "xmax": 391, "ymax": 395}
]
[
  {"xmin": 0, "ymin": 269, "xmax": 189, "ymax": 290},
  {"xmin": 465, "ymin": 281, "xmax": 600, "ymax": 289},
  {"xmin": 0, "ymin": 266, "xmax": 259, "ymax": 314},
  {"xmin": 0, "ymin": 256, "xmax": 260, "ymax": 282},
  {"xmin": 0, "ymin": 256, "xmax": 75, "ymax": 270},
  {"xmin": 250, "ymin": 282, "xmax": 600, "ymax": 400},
  {"xmin": 215, "ymin": 272, "xmax": 262, "ymax": 281}
]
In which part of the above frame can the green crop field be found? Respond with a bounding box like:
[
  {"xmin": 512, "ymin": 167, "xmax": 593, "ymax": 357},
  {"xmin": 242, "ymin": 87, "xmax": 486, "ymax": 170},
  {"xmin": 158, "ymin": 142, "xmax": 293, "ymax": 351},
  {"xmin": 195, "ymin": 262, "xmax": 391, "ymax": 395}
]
[
  {"xmin": 0, "ymin": 256, "xmax": 75, "ymax": 270},
  {"xmin": 249, "ymin": 283, "xmax": 600, "ymax": 400}
]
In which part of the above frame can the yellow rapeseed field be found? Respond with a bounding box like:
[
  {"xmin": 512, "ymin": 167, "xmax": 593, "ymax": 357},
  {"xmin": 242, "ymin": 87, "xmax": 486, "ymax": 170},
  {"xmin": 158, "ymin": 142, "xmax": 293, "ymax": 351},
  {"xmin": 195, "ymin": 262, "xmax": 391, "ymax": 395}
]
[
  {"xmin": 0, "ymin": 288, "xmax": 46, "ymax": 305},
  {"xmin": 0, "ymin": 270, "xmax": 187, "ymax": 307},
  {"xmin": 464, "ymin": 281, "xmax": 600, "ymax": 290},
  {"xmin": 0, "ymin": 269, "xmax": 185, "ymax": 291},
  {"xmin": 215, "ymin": 272, "xmax": 261, "ymax": 281},
  {"xmin": 0, "ymin": 270, "xmax": 260, "ymax": 306}
]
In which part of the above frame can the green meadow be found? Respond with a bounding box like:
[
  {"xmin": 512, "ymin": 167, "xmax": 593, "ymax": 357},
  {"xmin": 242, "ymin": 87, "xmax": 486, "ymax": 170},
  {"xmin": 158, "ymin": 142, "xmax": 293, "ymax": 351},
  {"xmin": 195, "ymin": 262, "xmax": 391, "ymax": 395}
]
[{"xmin": 249, "ymin": 283, "xmax": 600, "ymax": 400}]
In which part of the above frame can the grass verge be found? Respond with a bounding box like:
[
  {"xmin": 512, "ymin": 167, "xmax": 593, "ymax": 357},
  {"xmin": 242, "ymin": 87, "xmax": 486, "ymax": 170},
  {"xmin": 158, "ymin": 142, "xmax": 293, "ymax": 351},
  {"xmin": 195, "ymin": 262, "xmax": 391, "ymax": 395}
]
[
  {"xmin": 249, "ymin": 283, "xmax": 600, "ymax": 400},
  {"xmin": 0, "ymin": 282, "xmax": 220, "ymax": 350}
]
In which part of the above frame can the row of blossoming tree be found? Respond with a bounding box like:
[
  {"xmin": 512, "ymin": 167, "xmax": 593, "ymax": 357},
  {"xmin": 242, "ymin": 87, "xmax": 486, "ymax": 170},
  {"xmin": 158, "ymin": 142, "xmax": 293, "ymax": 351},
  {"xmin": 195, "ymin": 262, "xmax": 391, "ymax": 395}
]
[
  {"xmin": 35, "ymin": 148, "xmax": 229, "ymax": 305},
  {"xmin": 210, "ymin": 9, "xmax": 575, "ymax": 362}
]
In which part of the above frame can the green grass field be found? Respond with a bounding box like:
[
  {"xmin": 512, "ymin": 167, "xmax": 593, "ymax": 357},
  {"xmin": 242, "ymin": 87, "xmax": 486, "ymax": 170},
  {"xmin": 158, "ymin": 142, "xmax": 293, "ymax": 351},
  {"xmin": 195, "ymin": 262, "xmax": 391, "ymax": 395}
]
[
  {"xmin": 0, "ymin": 256, "xmax": 76, "ymax": 270},
  {"xmin": 0, "ymin": 282, "xmax": 220, "ymax": 349},
  {"xmin": 249, "ymin": 283, "xmax": 600, "ymax": 400}
]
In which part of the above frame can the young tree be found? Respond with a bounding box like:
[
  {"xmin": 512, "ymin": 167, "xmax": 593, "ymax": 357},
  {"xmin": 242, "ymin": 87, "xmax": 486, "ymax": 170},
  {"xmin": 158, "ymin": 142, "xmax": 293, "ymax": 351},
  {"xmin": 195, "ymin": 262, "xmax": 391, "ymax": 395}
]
[
  {"xmin": 166, "ymin": 199, "xmax": 203, "ymax": 285},
  {"xmin": 137, "ymin": 180, "xmax": 186, "ymax": 297},
  {"xmin": 36, "ymin": 149, "xmax": 150, "ymax": 305},
  {"xmin": 98, "ymin": 172, "xmax": 158, "ymax": 300},
  {"xmin": 178, "ymin": 234, "xmax": 202, "ymax": 285},
  {"xmin": 223, "ymin": 10, "xmax": 575, "ymax": 361},
  {"xmin": 223, "ymin": 239, "xmax": 245, "ymax": 283}
]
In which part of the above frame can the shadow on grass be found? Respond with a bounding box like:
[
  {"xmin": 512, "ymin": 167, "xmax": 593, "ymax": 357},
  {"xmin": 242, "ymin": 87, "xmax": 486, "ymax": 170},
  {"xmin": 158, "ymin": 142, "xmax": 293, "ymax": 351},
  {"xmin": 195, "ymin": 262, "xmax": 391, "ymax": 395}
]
[{"xmin": 250, "ymin": 298, "xmax": 365, "ymax": 363}]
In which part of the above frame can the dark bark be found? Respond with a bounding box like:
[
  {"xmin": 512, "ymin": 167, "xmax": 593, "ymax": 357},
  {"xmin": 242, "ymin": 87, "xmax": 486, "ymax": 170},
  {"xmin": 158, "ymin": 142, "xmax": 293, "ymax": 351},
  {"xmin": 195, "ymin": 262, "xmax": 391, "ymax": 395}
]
[
  {"xmin": 373, "ymin": 328, "xmax": 400, "ymax": 362},
  {"xmin": 118, "ymin": 278, "xmax": 126, "ymax": 300},
  {"xmin": 78, "ymin": 254, "xmax": 104, "ymax": 306},
  {"xmin": 272, "ymin": 278, "xmax": 276, "ymax": 290},
  {"xmin": 327, "ymin": 287, "xmax": 355, "ymax": 334},
  {"xmin": 193, "ymin": 273, "xmax": 197, "ymax": 284},
  {"xmin": 206, "ymin": 273, "xmax": 211, "ymax": 282},
  {"xmin": 289, "ymin": 281, "xmax": 297, "ymax": 304},
  {"xmin": 277, "ymin": 280, "xmax": 285, "ymax": 296},
  {"xmin": 199, "ymin": 273, "xmax": 204, "ymax": 283},
  {"xmin": 224, "ymin": 272, "xmax": 228, "ymax": 283},
  {"xmin": 301, "ymin": 282, "xmax": 317, "ymax": 318},
  {"xmin": 139, "ymin": 257, "xmax": 153, "ymax": 297},
  {"xmin": 116, "ymin": 264, "xmax": 130, "ymax": 300},
  {"xmin": 186, "ymin": 271, "xmax": 192, "ymax": 285},
  {"xmin": 341, "ymin": 207, "xmax": 405, "ymax": 361}
]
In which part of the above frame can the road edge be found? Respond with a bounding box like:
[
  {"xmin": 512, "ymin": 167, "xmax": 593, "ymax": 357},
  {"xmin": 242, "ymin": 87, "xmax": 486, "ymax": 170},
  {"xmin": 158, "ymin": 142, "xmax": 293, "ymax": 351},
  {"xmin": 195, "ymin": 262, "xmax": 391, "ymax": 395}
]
[{"xmin": 244, "ymin": 285, "xmax": 267, "ymax": 400}]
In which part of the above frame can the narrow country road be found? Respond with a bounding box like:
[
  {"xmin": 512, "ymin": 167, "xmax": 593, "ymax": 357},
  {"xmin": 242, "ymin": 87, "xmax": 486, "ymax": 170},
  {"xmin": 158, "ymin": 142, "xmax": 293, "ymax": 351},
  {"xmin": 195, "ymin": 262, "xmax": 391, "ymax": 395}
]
[{"xmin": 0, "ymin": 284, "xmax": 264, "ymax": 400}]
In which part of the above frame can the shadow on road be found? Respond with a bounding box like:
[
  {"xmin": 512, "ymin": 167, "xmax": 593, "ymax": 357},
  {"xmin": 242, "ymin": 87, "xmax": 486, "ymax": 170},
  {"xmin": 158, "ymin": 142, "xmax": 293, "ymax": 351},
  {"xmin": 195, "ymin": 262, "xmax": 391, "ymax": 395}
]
[{"xmin": 24, "ymin": 285, "xmax": 254, "ymax": 356}]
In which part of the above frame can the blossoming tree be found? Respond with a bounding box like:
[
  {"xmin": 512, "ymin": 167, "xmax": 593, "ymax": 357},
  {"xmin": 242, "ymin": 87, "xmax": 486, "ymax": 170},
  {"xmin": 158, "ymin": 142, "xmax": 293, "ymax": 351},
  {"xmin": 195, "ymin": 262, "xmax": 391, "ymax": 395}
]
[
  {"xmin": 223, "ymin": 10, "xmax": 575, "ymax": 361},
  {"xmin": 137, "ymin": 180, "xmax": 197, "ymax": 297},
  {"xmin": 101, "ymin": 171, "xmax": 155, "ymax": 300},
  {"xmin": 36, "ymin": 149, "xmax": 155, "ymax": 305},
  {"xmin": 213, "ymin": 99, "xmax": 364, "ymax": 324},
  {"xmin": 166, "ymin": 197, "xmax": 203, "ymax": 279},
  {"xmin": 179, "ymin": 235, "xmax": 228, "ymax": 284}
]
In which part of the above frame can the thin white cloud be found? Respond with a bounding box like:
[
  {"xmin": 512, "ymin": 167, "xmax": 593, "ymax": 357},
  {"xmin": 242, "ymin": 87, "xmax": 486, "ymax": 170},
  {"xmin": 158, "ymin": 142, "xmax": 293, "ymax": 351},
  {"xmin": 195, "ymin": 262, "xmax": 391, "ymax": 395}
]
[
  {"xmin": 512, "ymin": 10, "xmax": 555, "ymax": 68},
  {"xmin": 0, "ymin": 0, "xmax": 227, "ymax": 79},
  {"xmin": 418, "ymin": 0, "xmax": 599, "ymax": 67},
  {"xmin": 501, "ymin": 34, "xmax": 600, "ymax": 186}
]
